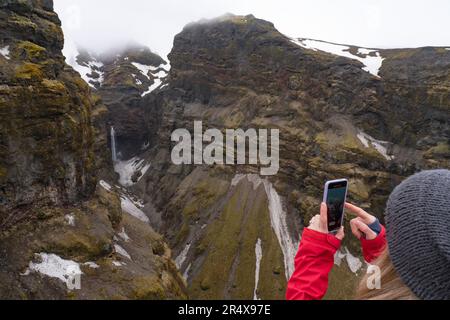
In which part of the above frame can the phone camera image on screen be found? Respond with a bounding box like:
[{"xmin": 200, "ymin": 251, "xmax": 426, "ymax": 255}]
[{"xmin": 325, "ymin": 180, "xmax": 348, "ymax": 232}]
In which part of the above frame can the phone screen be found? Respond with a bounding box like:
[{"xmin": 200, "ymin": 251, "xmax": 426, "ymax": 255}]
[{"xmin": 325, "ymin": 180, "xmax": 348, "ymax": 232}]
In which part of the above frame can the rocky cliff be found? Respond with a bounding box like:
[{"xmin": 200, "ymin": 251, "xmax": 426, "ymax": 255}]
[
  {"xmin": 64, "ymin": 43, "xmax": 169, "ymax": 159},
  {"xmin": 0, "ymin": 0, "xmax": 186, "ymax": 299},
  {"xmin": 1, "ymin": 5, "xmax": 448, "ymax": 300},
  {"xmin": 118, "ymin": 14, "xmax": 448, "ymax": 299}
]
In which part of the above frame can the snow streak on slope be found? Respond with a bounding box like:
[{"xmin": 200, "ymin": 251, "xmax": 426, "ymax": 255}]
[
  {"xmin": 175, "ymin": 243, "xmax": 191, "ymax": 269},
  {"xmin": 253, "ymin": 238, "xmax": 263, "ymax": 300},
  {"xmin": 131, "ymin": 62, "xmax": 169, "ymax": 96},
  {"xmin": 114, "ymin": 244, "xmax": 132, "ymax": 260},
  {"xmin": 291, "ymin": 38, "xmax": 384, "ymax": 77},
  {"xmin": 100, "ymin": 182, "xmax": 149, "ymax": 223},
  {"xmin": 120, "ymin": 194, "xmax": 149, "ymax": 223},
  {"xmin": 357, "ymin": 130, "xmax": 394, "ymax": 160},
  {"xmin": 232, "ymin": 174, "xmax": 298, "ymax": 280},
  {"xmin": 99, "ymin": 180, "xmax": 112, "ymax": 191},
  {"xmin": 263, "ymin": 179, "xmax": 298, "ymax": 280},
  {"xmin": 62, "ymin": 39, "xmax": 104, "ymax": 88}
]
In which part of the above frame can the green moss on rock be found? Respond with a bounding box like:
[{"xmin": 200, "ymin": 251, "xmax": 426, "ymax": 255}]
[
  {"xmin": 15, "ymin": 62, "xmax": 43, "ymax": 80},
  {"xmin": 15, "ymin": 41, "xmax": 47, "ymax": 62}
]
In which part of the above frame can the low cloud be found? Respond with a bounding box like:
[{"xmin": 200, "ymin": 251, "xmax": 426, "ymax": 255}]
[{"xmin": 54, "ymin": 0, "xmax": 450, "ymax": 58}]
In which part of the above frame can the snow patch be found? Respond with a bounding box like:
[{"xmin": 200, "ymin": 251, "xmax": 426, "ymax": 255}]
[
  {"xmin": 231, "ymin": 174, "xmax": 246, "ymax": 187},
  {"xmin": 357, "ymin": 48, "xmax": 376, "ymax": 55},
  {"xmin": 71, "ymin": 57, "xmax": 104, "ymax": 87},
  {"xmin": 175, "ymin": 243, "xmax": 191, "ymax": 269},
  {"xmin": 118, "ymin": 227, "xmax": 130, "ymax": 242},
  {"xmin": 120, "ymin": 194, "xmax": 149, "ymax": 223},
  {"xmin": 65, "ymin": 214, "xmax": 75, "ymax": 226},
  {"xmin": 133, "ymin": 74, "xmax": 143, "ymax": 85},
  {"xmin": 62, "ymin": 39, "xmax": 104, "ymax": 88},
  {"xmin": 141, "ymin": 78, "xmax": 162, "ymax": 97},
  {"xmin": 114, "ymin": 157, "xmax": 151, "ymax": 187},
  {"xmin": 334, "ymin": 247, "xmax": 363, "ymax": 274},
  {"xmin": 84, "ymin": 262, "xmax": 99, "ymax": 269},
  {"xmin": 28, "ymin": 253, "xmax": 82, "ymax": 288},
  {"xmin": 131, "ymin": 62, "xmax": 169, "ymax": 96},
  {"xmin": 231, "ymin": 174, "xmax": 262, "ymax": 190},
  {"xmin": 161, "ymin": 61, "xmax": 171, "ymax": 72},
  {"xmin": 183, "ymin": 263, "xmax": 191, "ymax": 281},
  {"xmin": 141, "ymin": 141, "xmax": 150, "ymax": 150},
  {"xmin": 291, "ymin": 38, "xmax": 384, "ymax": 77},
  {"xmin": 0, "ymin": 45, "xmax": 10, "ymax": 60},
  {"xmin": 253, "ymin": 238, "xmax": 263, "ymax": 300},
  {"xmin": 356, "ymin": 132, "xmax": 370, "ymax": 148},
  {"xmin": 112, "ymin": 261, "xmax": 125, "ymax": 267},
  {"xmin": 114, "ymin": 244, "xmax": 131, "ymax": 260},
  {"xmin": 357, "ymin": 131, "xmax": 394, "ymax": 160},
  {"xmin": 131, "ymin": 62, "xmax": 154, "ymax": 78},
  {"xmin": 20, "ymin": 269, "xmax": 30, "ymax": 276},
  {"xmin": 99, "ymin": 180, "xmax": 112, "ymax": 191}
]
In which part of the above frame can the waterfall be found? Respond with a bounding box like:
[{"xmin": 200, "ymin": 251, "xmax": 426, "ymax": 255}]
[{"xmin": 111, "ymin": 126, "xmax": 117, "ymax": 162}]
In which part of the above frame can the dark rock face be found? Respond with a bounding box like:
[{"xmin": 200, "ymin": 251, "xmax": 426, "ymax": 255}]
[
  {"xmin": 72, "ymin": 44, "xmax": 169, "ymax": 159},
  {"xmin": 0, "ymin": 0, "xmax": 96, "ymax": 221},
  {"xmin": 128, "ymin": 14, "xmax": 449, "ymax": 299},
  {"xmin": 0, "ymin": 0, "xmax": 186, "ymax": 299},
  {"xmin": 378, "ymin": 47, "xmax": 450, "ymax": 149}
]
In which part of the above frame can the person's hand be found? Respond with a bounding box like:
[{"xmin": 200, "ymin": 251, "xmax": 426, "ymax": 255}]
[
  {"xmin": 345, "ymin": 202, "xmax": 377, "ymax": 240},
  {"xmin": 308, "ymin": 202, "xmax": 344, "ymax": 240}
]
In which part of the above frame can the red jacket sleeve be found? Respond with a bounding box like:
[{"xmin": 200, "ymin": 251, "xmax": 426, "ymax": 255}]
[
  {"xmin": 286, "ymin": 228, "xmax": 341, "ymax": 300},
  {"xmin": 360, "ymin": 225, "xmax": 387, "ymax": 263}
]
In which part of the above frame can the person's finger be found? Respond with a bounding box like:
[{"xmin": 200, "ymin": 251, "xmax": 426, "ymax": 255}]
[
  {"xmin": 353, "ymin": 219, "xmax": 377, "ymax": 240},
  {"xmin": 345, "ymin": 202, "xmax": 375, "ymax": 224},
  {"xmin": 319, "ymin": 202, "xmax": 328, "ymax": 231},
  {"xmin": 350, "ymin": 218, "xmax": 362, "ymax": 239},
  {"xmin": 335, "ymin": 226, "xmax": 345, "ymax": 240}
]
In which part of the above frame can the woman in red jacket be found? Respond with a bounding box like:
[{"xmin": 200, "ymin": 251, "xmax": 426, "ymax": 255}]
[{"xmin": 286, "ymin": 170, "xmax": 450, "ymax": 300}]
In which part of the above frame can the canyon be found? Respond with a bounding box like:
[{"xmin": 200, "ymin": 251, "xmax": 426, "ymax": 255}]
[{"xmin": 1, "ymin": 2, "xmax": 449, "ymax": 300}]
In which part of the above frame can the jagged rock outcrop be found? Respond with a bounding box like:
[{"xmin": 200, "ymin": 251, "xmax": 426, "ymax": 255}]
[
  {"xmin": 0, "ymin": 0, "xmax": 186, "ymax": 299},
  {"xmin": 122, "ymin": 14, "xmax": 449, "ymax": 299}
]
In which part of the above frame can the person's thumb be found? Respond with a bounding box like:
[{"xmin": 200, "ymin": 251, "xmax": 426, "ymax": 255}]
[
  {"xmin": 319, "ymin": 202, "xmax": 328, "ymax": 231},
  {"xmin": 335, "ymin": 226, "xmax": 345, "ymax": 240},
  {"xmin": 354, "ymin": 219, "xmax": 377, "ymax": 240}
]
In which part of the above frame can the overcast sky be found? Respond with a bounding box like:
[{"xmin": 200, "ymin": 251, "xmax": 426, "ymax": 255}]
[{"xmin": 54, "ymin": 0, "xmax": 450, "ymax": 59}]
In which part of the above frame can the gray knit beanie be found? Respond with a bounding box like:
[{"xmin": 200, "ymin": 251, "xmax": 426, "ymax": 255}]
[{"xmin": 385, "ymin": 169, "xmax": 450, "ymax": 300}]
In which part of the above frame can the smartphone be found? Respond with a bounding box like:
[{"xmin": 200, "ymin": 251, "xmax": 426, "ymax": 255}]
[{"xmin": 323, "ymin": 179, "xmax": 348, "ymax": 233}]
